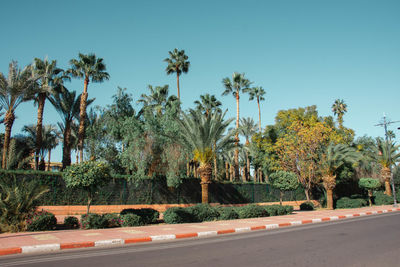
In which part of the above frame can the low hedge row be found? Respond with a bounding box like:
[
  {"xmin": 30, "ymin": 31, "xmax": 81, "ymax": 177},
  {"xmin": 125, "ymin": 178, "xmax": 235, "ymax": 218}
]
[{"xmin": 163, "ymin": 204, "xmax": 294, "ymax": 224}]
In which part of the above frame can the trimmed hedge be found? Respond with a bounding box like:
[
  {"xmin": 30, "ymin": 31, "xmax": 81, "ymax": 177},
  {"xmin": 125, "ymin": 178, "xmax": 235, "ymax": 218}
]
[
  {"xmin": 216, "ymin": 207, "xmax": 239, "ymax": 220},
  {"xmin": 120, "ymin": 208, "xmax": 159, "ymax": 224},
  {"xmin": 163, "ymin": 207, "xmax": 193, "ymax": 224},
  {"xmin": 187, "ymin": 204, "xmax": 219, "ymax": 222},
  {"xmin": 121, "ymin": 214, "xmax": 144, "ymax": 227},
  {"xmin": 234, "ymin": 205, "xmax": 268, "ymax": 219},
  {"xmin": 336, "ymin": 197, "xmax": 367, "ymax": 209},
  {"xmin": 300, "ymin": 202, "xmax": 315, "ymax": 211},
  {"xmin": 80, "ymin": 214, "xmax": 108, "ymax": 229},
  {"xmin": 26, "ymin": 210, "xmax": 57, "ymax": 231},
  {"xmin": 64, "ymin": 216, "xmax": 80, "ymax": 229}
]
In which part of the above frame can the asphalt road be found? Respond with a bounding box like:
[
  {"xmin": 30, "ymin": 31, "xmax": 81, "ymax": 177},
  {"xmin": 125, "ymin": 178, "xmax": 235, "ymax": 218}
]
[{"xmin": 1, "ymin": 212, "xmax": 400, "ymax": 267}]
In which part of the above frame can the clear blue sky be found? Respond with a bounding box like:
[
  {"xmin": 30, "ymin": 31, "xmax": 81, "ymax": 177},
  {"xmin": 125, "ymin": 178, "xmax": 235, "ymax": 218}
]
[{"xmin": 1, "ymin": 0, "xmax": 399, "ymax": 162}]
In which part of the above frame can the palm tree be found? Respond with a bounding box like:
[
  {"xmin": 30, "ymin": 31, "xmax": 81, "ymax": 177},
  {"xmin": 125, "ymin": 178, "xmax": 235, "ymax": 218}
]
[
  {"xmin": 176, "ymin": 109, "xmax": 234, "ymax": 203},
  {"xmin": 31, "ymin": 57, "xmax": 67, "ymax": 170},
  {"xmin": 375, "ymin": 138, "xmax": 400, "ymax": 196},
  {"xmin": 332, "ymin": 99, "xmax": 347, "ymax": 128},
  {"xmin": 67, "ymin": 53, "xmax": 109, "ymax": 162},
  {"xmin": 194, "ymin": 94, "xmax": 222, "ymax": 117},
  {"xmin": 164, "ymin": 48, "xmax": 190, "ymax": 100},
  {"xmin": 137, "ymin": 85, "xmax": 174, "ymax": 115},
  {"xmin": 244, "ymin": 86, "xmax": 266, "ymax": 132},
  {"xmin": 48, "ymin": 87, "xmax": 93, "ymax": 169},
  {"xmin": 222, "ymin": 72, "xmax": 252, "ymax": 180},
  {"xmin": 320, "ymin": 143, "xmax": 360, "ymax": 209},
  {"xmin": 239, "ymin": 117, "xmax": 258, "ymax": 181},
  {"xmin": 0, "ymin": 61, "xmax": 36, "ymax": 169}
]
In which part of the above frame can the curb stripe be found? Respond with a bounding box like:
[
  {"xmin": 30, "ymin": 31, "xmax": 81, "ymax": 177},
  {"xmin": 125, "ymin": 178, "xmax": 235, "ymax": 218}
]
[
  {"xmin": 302, "ymin": 220, "xmax": 313, "ymax": 224},
  {"xmin": 22, "ymin": 244, "xmax": 60, "ymax": 254},
  {"xmin": 250, "ymin": 225, "xmax": 266, "ymax": 231},
  {"xmin": 150, "ymin": 235, "xmax": 175, "ymax": 241},
  {"xmin": 60, "ymin": 241, "xmax": 95, "ymax": 250},
  {"xmin": 95, "ymin": 239, "xmax": 124, "ymax": 246},
  {"xmin": 217, "ymin": 229, "xmax": 235, "ymax": 234},
  {"xmin": 0, "ymin": 247, "xmax": 22, "ymax": 256},
  {"xmin": 278, "ymin": 223, "xmax": 291, "ymax": 227},
  {"xmin": 124, "ymin": 237, "xmax": 152, "ymax": 244},
  {"xmin": 175, "ymin": 233, "xmax": 198, "ymax": 239}
]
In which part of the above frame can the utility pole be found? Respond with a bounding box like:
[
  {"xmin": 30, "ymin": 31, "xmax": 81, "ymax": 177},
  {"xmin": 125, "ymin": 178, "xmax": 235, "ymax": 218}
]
[{"xmin": 375, "ymin": 114, "xmax": 399, "ymax": 207}]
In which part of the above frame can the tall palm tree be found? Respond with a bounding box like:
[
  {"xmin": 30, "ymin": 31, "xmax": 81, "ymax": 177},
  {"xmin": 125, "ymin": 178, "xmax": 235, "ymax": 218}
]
[
  {"xmin": 67, "ymin": 53, "xmax": 109, "ymax": 162},
  {"xmin": 332, "ymin": 99, "xmax": 347, "ymax": 129},
  {"xmin": 164, "ymin": 48, "xmax": 190, "ymax": 100},
  {"xmin": 31, "ymin": 57, "xmax": 68, "ymax": 170},
  {"xmin": 194, "ymin": 94, "xmax": 222, "ymax": 117},
  {"xmin": 48, "ymin": 87, "xmax": 93, "ymax": 169},
  {"xmin": 244, "ymin": 86, "xmax": 266, "ymax": 132},
  {"xmin": 320, "ymin": 143, "xmax": 360, "ymax": 209},
  {"xmin": 375, "ymin": 138, "xmax": 400, "ymax": 196},
  {"xmin": 239, "ymin": 117, "xmax": 258, "ymax": 181},
  {"xmin": 137, "ymin": 85, "xmax": 173, "ymax": 115},
  {"xmin": 222, "ymin": 72, "xmax": 252, "ymax": 180},
  {"xmin": 176, "ymin": 109, "xmax": 234, "ymax": 203},
  {"xmin": 0, "ymin": 61, "xmax": 36, "ymax": 169}
]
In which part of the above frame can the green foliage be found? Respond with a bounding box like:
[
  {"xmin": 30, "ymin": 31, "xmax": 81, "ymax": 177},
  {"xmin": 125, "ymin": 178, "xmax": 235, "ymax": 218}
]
[
  {"xmin": 120, "ymin": 208, "xmax": 159, "ymax": 224},
  {"xmin": 64, "ymin": 216, "xmax": 80, "ymax": 229},
  {"xmin": 80, "ymin": 214, "xmax": 108, "ymax": 229},
  {"xmin": 358, "ymin": 178, "xmax": 381, "ymax": 191},
  {"xmin": 121, "ymin": 214, "xmax": 144, "ymax": 227},
  {"xmin": 373, "ymin": 191, "xmax": 394, "ymax": 205},
  {"xmin": 103, "ymin": 213, "xmax": 122, "ymax": 228},
  {"xmin": 335, "ymin": 197, "xmax": 367, "ymax": 209},
  {"xmin": 187, "ymin": 204, "xmax": 219, "ymax": 222},
  {"xmin": 269, "ymin": 171, "xmax": 299, "ymax": 191},
  {"xmin": 300, "ymin": 202, "xmax": 315, "ymax": 211},
  {"xmin": 163, "ymin": 207, "xmax": 193, "ymax": 224},
  {"xmin": 264, "ymin": 204, "xmax": 293, "ymax": 216},
  {"xmin": 216, "ymin": 207, "xmax": 239, "ymax": 220},
  {"xmin": 0, "ymin": 176, "xmax": 49, "ymax": 232},
  {"xmin": 26, "ymin": 210, "xmax": 57, "ymax": 232},
  {"xmin": 236, "ymin": 204, "xmax": 268, "ymax": 219}
]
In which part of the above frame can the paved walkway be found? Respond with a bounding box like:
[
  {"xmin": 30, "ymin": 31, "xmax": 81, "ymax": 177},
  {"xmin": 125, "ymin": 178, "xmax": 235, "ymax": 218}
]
[{"xmin": 0, "ymin": 205, "xmax": 398, "ymax": 257}]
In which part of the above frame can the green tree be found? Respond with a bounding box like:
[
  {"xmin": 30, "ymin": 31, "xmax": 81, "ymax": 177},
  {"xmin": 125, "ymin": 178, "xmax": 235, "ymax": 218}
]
[
  {"xmin": 375, "ymin": 138, "xmax": 400, "ymax": 196},
  {"xmin": 176, "ymin": 109, "xmax": 234, "ymax": 203},
  {"xmin": 0, "ymin": 61, "xmax": 36, "ymax": 169},
  {"xmin": 269, "ymin": 171, "xmax": 299, "ymax": 205},
  {"xmin": 62, "ymin": 161, "xmax": 111, "ymax": 214},
  {"xmin": 67, "ymin": 53, "xmax": 109, "ymax": 162},
  {"xmin": 244, "ymin": 86, "xmax": 266, "ymax": 132},
  {"xmin": 222, "ymin": 72, "xmax": 252, "ymax": 180},
  {"xmin": 239, "ymin": 117, "xmax": 257, "ymax": 181},
  {"xmin": 164, "ymin": 48, "xmax": 190, "ymax": 100},
  {"xmin": 31, "ymin": 57, "xmax": 68, "ymax": 170},
  {"xmin": 358, "ymin": 178, "xmax": 381, "ymax": 206},
  {"xmin": 332, "ymin": 99, "xmax": 347, "ymax": 129},
  {"xmin": 194, "ymin": 94, "xmax": 222, "ymax": 117}
]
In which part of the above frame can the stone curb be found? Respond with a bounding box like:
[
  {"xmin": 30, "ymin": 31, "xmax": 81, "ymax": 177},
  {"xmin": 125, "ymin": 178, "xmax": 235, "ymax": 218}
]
[{"xmin": 1, "ymin": 208, "xmax": 399, "ymax": 257}]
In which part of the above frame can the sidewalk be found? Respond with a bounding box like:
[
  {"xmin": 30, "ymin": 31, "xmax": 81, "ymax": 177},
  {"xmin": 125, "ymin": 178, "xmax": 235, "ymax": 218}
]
[{"xmin": 0, "ymin": 205, "xmax": 399, "ymax": 257}]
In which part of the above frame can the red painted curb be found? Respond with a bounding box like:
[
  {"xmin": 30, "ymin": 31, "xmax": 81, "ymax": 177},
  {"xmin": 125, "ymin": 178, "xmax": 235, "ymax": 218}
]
[
  {"xmin": 124, "ymin": 237, "xmax": 152, "ymax": 244},
  {"xmin": 338, "ymin": 215, "xmax": 347, "ymax": 219},
  {"xmin": 217, "ymin": 229, "xmax": 235, "ymax": 234},
  {"xmin": 176, "ymin": 233, "xmax": 198, "ymax": 239},
  {"xmin": 353, "ymin": 214, "xmax": 361, "ymax": 217},
  {"xmin": 61, "ymin": 241, "xmax": 95, "ymax": 250},
  {"xmin": 366, "ymin": 212, "xmax": 372, "ymax": 215},
  {"xmin": 0, "ymin": 247, "xmax": 22, "ymax": 256},
  {"xmin": 251, "ymin": 226, "xmax": 266, "ymax": 231},
  {"xmin": 321, "ymin": 217, "xmax": 331, "ymax": 221},
  {"xmin": 302, "ymin": 220, "xmax": 313, "ymax": 224},
  {"xmin": 278, "ymin": 223, "xmax": 291, "ymax": 227}
]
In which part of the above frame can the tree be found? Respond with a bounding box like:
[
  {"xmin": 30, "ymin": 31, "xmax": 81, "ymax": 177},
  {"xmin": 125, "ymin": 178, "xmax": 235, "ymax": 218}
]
[
  {"xmin": 239, "ymin": 117, "xmax": 257, "ymax": 181},
  {"xmin": 358, "ymin": 178, "xmax": 381, "ymax": 206},
  {"xmin": 164, "ymin": 49, "xmax": 190, "ymax": 100},
  {"xmin": 62, "ymin": 161, "xmax": 111, "ymax": 214},
  {"xmin": 332, "ymin": 99, "xmax": 347, "ymax": 129},
  {"xmin": 375, "ymin": 138, "xmax": 400, "ymax": 196},
  {"xmin": 194, "ymin": 94, "xmax": 222, "ymax": 117},
  {"xmin": 269, "ymin": 171, "xmax": 299, "ymax": 205},
  {"xmin": 137, "ymin": 85, "xmax": 175, "ymax": 115},
  {"xmin": 176, "ymin": 109, "xmax": 234, "ymax": 203},
  {"xmin": 0, "ymin": 61, "xmax": 36, "ymax": 169},
  {"xmin": 244, "ymin": 86, "xmax": 266, "ymax": 132},
  {"xmin": 31, "ymin": 57, "xmax": 67, "ymax": 170},
  {"xmin": 222, "ymin": 72, "xmax": 252, "ymax": 180},
  {"xmin": 319, "ymin": 143, "xmax": 360, "ymax": 209},
  {"xmin": 67, "ymin": 53, "xmax": 109, "ymax": 162}
]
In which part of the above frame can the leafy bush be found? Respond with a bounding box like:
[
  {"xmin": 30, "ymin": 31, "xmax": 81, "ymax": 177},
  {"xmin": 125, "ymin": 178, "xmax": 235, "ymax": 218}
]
[
  {"xmin": 269, "ymin": 171, "xmax": 299, "ymax": 204},
  {"xmin": 103, "ymin": 213, "xmax": 122, "ymax": 228},
  {"xmin": 120, "ymin": 208, "xmax": 159, "ymax": 224},
  {"xmin": 26, "ymin": 210, "xmax": 57, "ymax": 231},
  {"xmin": 64, "ymin": 216, "xmax": 80, "ymax": 229},
  {"xmin": 285, "ymin": 205, "xmax": 294, "ymax": 214},
  {"xmin": 300, "ymin": 202, "xmax": 315, "ymax": 211},
  {"xmin": 216, "ymin": 207, "xmax": 239, "ymax": 220},
  {"xmin": 336, "ymin": 197, "xmax": 367, "ymax": 209},
  {"xmin": 373, "ymin": 191, "xmax": 394, "ymax": 205},
  {"xmin": 187, "ymin": 204, "xmax": 219, "ymax": 222},
  {"xmin": 264, "ymin": 205, "xmax": 293, "ymax": 216},
  {"xmin": 236, "ymin": 205, "xmax": 268, "ymax": 219},
  {"xmin": 80, "ymin": 214, "xmax": 108, "ymax": 229},
  {"xmin": 163, "ymin": 207, "xmax": 193, "ymax": 224},
  {"xmin": 121, "ymin": 214, "xmax": 144, "ymax": 227}
]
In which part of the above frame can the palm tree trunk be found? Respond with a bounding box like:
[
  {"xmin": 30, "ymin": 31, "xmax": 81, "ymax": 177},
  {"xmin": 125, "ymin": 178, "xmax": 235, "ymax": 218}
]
[
  {"xmin": 213, "ymin": 141, "xmax": 217, "ymax": 179},
  {"xmin": 47, "ymin": 149, "xmax": 51, "ymax": 171},
  {"xmin": 326, "ymin": 189, "xmax": 334, "ymax": 209},
  {"xmin": 62, "ymin": 121, "xmax": 72, "ymax": 170},
  {"xmin": 225, "ymin": 161, "xmax": 229, "ymax": 180},
  {"xmin": 234, "ymin": 91, "xmax": 240, "ymax": 181},
  {"xmin": 323, "ymin": 174, "xmax": 336, "ymax": 210},
  {"xmin": 368, "ymin": 189, "xmax": 373, "ymax": 206},
  {"xmin": 245, "ymin": 140, "xmax": 250, "ymax": 181},
  {"xmin": 176, "ymin": 73, "xmax": 180, "ymax": 100},
  {"xmin": 257, "ymin": 97, "xmax": 262, "ymax": 132},
  {"xmin": 280, "ymin": 191, "xmax": 283, "ymax": 206},
  {"xmin": 2, "ymin": 111, "xmax": 15, "ymax": 169},
  {"xmin": 199, "ymin": 164, "xmax": 212, "ymax": 203},
  {"xmin": 78, "ymin": 77, "xmax": 89, "ymax": 163},
  {"xmin": 35, "ymin": 93, "xmax": 46, "ymax": 170},
  {"xmin": 382, "ymin": 167, "xmax": 392, "ymax": 196}
]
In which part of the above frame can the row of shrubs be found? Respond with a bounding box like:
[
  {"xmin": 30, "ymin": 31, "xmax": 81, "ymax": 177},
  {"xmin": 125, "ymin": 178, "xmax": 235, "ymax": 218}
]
[
  {"xmin": 163, "ymin": 204, "xmax": 294, "ymax": 224},
  {"xmin": 335, "ymin": 191, "xmax": 397, "ymax": 209}
]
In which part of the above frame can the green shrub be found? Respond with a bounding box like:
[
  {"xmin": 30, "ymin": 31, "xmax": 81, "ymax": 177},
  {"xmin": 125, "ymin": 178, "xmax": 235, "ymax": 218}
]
[
  {"xmin": 80, "ymin": 214, "xmax": 108, "ymax": 229},
  {"xmin": 373, "ymin": 191, "xmax": 394, "ymax": 205},
  {"xmin": 103, "ymin": 213, "xmax": 122, "ymax": 228},
  {"xmin": 216, "ymin": 207, "xmax": 239, "ymax": 220},
  {"xmin": 236, "ymin": 205, "xmax": 268, "ymax": 219},
  {"xmin": 163, "ymin": 207, "xmax": 193, "ymax": 224},
  {"xmin": 120, "ymin": 208, "xmax": 159, "ymax": 224},
  {"xmin": 336, "ymin": 197, "xmax": 367, "ymax": 209},
  {"xmin": 285, "ymin": 205, "xmax": 294, "ymax": 214},
  {"xmin": 264, "ymin": 205, "xmax": 278, "ymax": 216},
  {"xmin": 64, "ymin": 216, "xmax": 80, "ymax": 229},
  {"xmin": 121, "ymin": 214, "xmax": 144, "ymax": 227},
  {"xmin": 26, "ymin": 210, "xmax": 57, "ymax": 231},
  {"xmin": 187, "ymin": 204, "xmax": 219, "ymax": 222},
  {"xmin": 300, "ymin": 202, "xmax": 314, "ymax": 211},
  {"xmin": 264, "ymin": 205, "xmax": 293, "ymax": 216}
]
